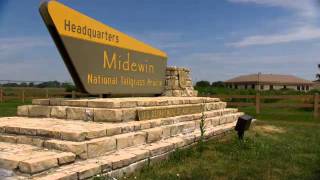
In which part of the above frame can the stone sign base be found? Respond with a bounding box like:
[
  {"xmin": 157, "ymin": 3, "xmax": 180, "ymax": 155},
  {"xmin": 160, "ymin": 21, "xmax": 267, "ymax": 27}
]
[{"xmin": 0, "ymin": 97, "xmax": 243, "ymax": 179}]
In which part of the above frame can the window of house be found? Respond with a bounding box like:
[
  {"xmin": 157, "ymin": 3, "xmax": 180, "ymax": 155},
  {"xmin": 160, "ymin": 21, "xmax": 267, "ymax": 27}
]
[
  {"xmin": 260, "ymin": 85, "xmax": 264, "ymax": 90},
  {"xmin": 284, "ymin": 85, "xmax": 287, "ymax": 89},
  {"xmin": 251, "ymin": 84, "xmax": 255, "ymax": 89},
  {"xmin": 297, "ymin": 86, "xmax": 300, "ymax": 91},
  {"xmin": 302, "ymin": 86, "xmax": 305, "ymax": 90},
  {"xmin": 245, "ymin": 85, "xmax": 248, "ymax": 89},
  {"xmin": 270, "ymin": 85, "xmax": 273, "ymax": 90},
  {"xmin": 306, "ymin": 86, "xmax": 309, "ymax": 91},
  {"xmin": 235, "ymin": 85, "xmax": 238, "ymax": 89}
]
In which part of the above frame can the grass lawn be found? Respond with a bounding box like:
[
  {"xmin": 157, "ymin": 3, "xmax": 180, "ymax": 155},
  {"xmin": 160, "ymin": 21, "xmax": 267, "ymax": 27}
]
[
  {"xmin": 1, "ymin": 100, "xmax": 320, "ymax": 179},
  {"xmin": 122, "ymin": 108, "xmax": 320, "ymax": 180},
  {"xmin": 0, "ymin": 100, "xmax": 31, "ymax": 117}
]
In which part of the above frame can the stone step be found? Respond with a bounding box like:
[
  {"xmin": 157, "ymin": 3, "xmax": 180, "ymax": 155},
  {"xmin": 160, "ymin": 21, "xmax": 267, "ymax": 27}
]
[
  {"xmin": 0, "ymin": 111, "xmax": 244, "ymax": 159},
  {"xmin": 17, "ymin": 101, "xmax": 226, "ymax": 122},
  {"xmin": 2, "ymin": 108, "xmax": 238, "ymax": 142},
  {"xmin": 32, "ymin": 97, "xmax": 219, "ymax": 108},
  {"xmin": 0, "ymin": 142, "xmax": 76, "ymax": 175},
  {"xmin": 29, "ymin": 122, "xmax": 237, "ymax": 180}
]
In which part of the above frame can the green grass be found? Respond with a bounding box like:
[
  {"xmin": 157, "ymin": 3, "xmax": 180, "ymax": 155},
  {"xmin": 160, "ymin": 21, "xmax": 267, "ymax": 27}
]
[
  {"xmin": 0, "ymin": 100, "xmax": 31, "ymax": 117},
  {"xmin": 1, "ymin": 97, "xmax": 320, "ymax": 179},
  {"xmin": 118, "ymin": 107, "xmax": 320, "ymax": 180}
]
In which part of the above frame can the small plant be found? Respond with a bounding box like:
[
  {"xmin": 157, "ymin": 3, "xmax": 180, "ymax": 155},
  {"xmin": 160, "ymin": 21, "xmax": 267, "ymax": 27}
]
[{"xmin": 198, "ymin": 103, "xmax": 206, "ymax": 152}]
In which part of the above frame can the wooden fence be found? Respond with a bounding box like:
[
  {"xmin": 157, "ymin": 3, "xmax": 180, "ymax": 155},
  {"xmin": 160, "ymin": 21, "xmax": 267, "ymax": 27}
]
[
  {"xmin": 1, "ymin": 88, "xmax": 319, "ymax": 118},
  {"xmin": 207, "ymin": 93, "xmax": 319, "ymax": 118},
  {"xmin": 0, "ymin": 88, "xmax": 90, "ymax": 103}
]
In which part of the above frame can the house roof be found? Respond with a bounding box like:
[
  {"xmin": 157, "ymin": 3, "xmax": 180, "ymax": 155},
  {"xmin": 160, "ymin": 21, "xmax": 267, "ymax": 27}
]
[{"xmin": 225, "ymin": 74, "xmax": 313, "ymax": 85}]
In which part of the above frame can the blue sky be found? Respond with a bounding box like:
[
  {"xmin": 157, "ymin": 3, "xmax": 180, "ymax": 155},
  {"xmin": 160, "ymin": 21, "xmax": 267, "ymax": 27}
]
[{"xmin": 0, "ymin": 0, "xmax": 320, "ymax": 83}]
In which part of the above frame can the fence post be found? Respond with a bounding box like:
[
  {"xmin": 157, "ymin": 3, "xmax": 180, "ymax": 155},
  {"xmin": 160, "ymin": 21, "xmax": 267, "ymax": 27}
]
[
  {"xmin": 314, "ymin": 93, "xmax": 319, "ymax": 118},
  {"xmin": 256, "ymin": 92, "xmax": 260, "ymax": 114},
  {"xmin": 45, "ymin": 89, "xmax": 49, "ymax": 98},
  {"xmin": 0, "ymin": 88, "xmax": 3, "ymax": 103},
  {"xmin": 22, "ymin": 89, "xmax": 25, "ymax": 103},
  {"xmin": 72, "ymin": 91, "xmax": 76, "ymax": 99}
]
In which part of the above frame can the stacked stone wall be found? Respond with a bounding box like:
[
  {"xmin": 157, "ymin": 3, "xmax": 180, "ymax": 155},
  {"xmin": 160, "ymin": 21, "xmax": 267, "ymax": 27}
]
[{"xmin": 163, "ymin": 66, "xmax": 198, "ymax": 97}]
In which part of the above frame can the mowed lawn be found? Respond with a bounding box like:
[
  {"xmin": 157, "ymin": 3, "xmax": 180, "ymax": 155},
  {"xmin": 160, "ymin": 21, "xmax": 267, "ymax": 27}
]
[
  {"xmin": 124, "ymin": 107, "xmax": 320, "ymax": 180},
  {"xmin": 0, "ymin": 100, "xmax": 31, "ymax": 117},
  {"xmin": 1, "ymin": 101, "xmax": 320, "ymax": 179}
]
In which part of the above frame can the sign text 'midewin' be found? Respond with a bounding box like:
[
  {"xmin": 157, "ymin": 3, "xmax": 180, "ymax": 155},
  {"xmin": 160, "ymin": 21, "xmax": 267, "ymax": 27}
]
[{"xmin": 103, "ymin": 50, "xmax": 154, "ymax": 74}]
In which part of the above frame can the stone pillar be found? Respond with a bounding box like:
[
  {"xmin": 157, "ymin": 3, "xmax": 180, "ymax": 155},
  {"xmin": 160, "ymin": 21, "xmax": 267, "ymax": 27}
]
[{"xmin": 162, "ymin": 66, "xmax": 198, "ymax": 97}]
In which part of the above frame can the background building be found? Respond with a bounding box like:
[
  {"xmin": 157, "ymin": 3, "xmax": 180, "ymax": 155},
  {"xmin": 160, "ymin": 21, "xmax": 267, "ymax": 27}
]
[{"xmin": 225, "ymin": 73, "xmax": 313, "ymax": 91}]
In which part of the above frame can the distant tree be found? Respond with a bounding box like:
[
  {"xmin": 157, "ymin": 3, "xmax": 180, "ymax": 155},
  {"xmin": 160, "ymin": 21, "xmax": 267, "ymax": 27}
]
[
  {"xmin": 3, "ymin": 83, "xmax": 19, "ymax": 87},
  {"xmin": 211, "ymin": 81, "xmax": 224, "ymax": 87},
  {"xmin": 37, "ymin": 81, "xmax": 61, "ymax": 88},
  {"xmin": 20, "ymin": 82, "xmax": 28, "ymax": 87},
  {"xmin": 28, "ymin": 82, "xmax": 34, "ymax": 87},
  {"xmin": 195, "ymin": 80, "xmax": 210, "ymax": 87},
  {"xmin": 316, "ymin": 64, "xmax": 320, "ymax": 81}
]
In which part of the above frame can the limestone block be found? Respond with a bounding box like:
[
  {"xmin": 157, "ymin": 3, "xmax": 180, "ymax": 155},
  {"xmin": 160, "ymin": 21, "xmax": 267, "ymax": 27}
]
[
  {"xmin": 36, "ymin": 171, "xmax": 78, "ymax": 180},
  {"xmin": 165, "ymin": 137, "xmax": 185, "ymax": 148},
  {"xmin": 121, "ymin": 124, "xmax": 135, "ymax": 133},
  {"xmin": 51, "ymin": 106, "xmax": 67, "ymax": 119},
  {"xmin": 20, "ymin": 128, "xmax": 37, "ymax": 136},
  {"xmin": 17, "ymin": 105, "xmax": 29, "ymax": 116},
  {"xmin": 115, "ymin": 133, "xmax": 134, "ymax": 149},
  {"xmin": 60, "ymin": 131, "xmax": 86, "ymax": 141},
  {"xmin": 169, "ymin": 125, "xmax": 180, "ymax": 137},
  {"xmin": 0, "ymin": 135, "xmax": 17, "ymax": 143},
  {"xmin": 124, "ymin": 148, "xmax": 149, "ymax": 162},
  {"xmin": 183, "ymin": 134, "xmax": 195, "ymax": 145},
  {"xmin": 86, "ymin": 129, "xmax": 107, "ymax": 139},
  {"xmin": 74, "ymin": 163, "xmax": 101, "ymax": 180},
  {"xmin": 56, "ymin": 152, "xmax": 76, "ymax": 165},
  {"xmin": 66, "ymin": 107, "xmax": 86, "ymax": 120},
  {"xmin": 106, "ymin": 126, "xmax": 121, "ymax": 136},
  {"xmin": 149, "ymin": 119, "xmax": 161, "ymax": 128},
  {"xmin": 161, "ymin": 118, "xmax": 174, "ymax": 125},
  {"xmin": 88, "ymin": 100, "xmax": 120, "ymax": 108},
  {"xmin": 137, "ymin": 100, "xmax": 157, "ymax": 107},
  {"xmin": 181, "ymin": 122, "xmax": 196, "ymax": 134},
  {"xmin": 29, "ymin": 105, "xmax": 51, "ymax": 117},
  {"xmin": 17, "ymin": 136, "xmax": 33, "ymax": 145},
  {"xmin": 94, "ymin": 108, "xmax": 122, "ymax": 122},
  {"xmin": 133, "ymin": 132, "xmax": 146, "ymax": 146},
  {"xmin": 87, "ymin": 137, "xmax": 116, "ymax": 158},
  {"xmin": 210, "ymin": 117, "xmax": 220, "ymax": 126},
  {"xmin": 44, "ymin": 140, "xmax": 87, "ymax": 159},
  {"xmin": 5, "ymin": 126, "xmax": 20, "ymax": 134},
  {"xmin": 144, "ymin": 127, "xmax": 162, "ymax": 143},
  {"xmin": 140, "ymin": 121, "xmax": 151, "ymax": 130},
  {"xmin": 61, "ymin": 100, "xmax": 88, "ymax": 107},
  {"xmin": 19, "ymin": 156, "xmax": 58, "ymax": 174},
  {"xmin": 32, "ymin": 99, "xmax": 49, "ymax": 105},
  {"xmin": 113, "ymin": 153, "xmax": 136, "ymax": 169},
  {"xmin": 162, "ymin": 90, "xmax": 173, "ymax": 96},
  {"xmin": 121, "ymin": 109, "xmax": 137, "ymax": 121},
  {"xmin": 0, "ymin": 156, "xmax": 21, "ymax": 170},
  {"xmin": 162, "ymin": 126, "xmax": 171, "ymax": 139},
  {"xmin": 143, "ymin": 142, "xmax": 174, "ymax": 156},
  {"xmin": 49, "ymin": 98, "xmax": 65, "ymax": 106},
  {"xmin": 172, "ymin": 90, "xmax": 182, "ymax": 97},
  {"xmin": 120, "ymin": 101, "xmax": 137, "ymax": 108}
]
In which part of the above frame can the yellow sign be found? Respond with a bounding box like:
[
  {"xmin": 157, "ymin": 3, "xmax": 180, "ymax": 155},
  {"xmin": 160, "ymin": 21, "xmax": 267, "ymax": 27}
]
[
  {"xmin": 46, "ymin": 1, "xmax": 167, "ymax": 58},
  {"xmin": 40, "ymin": 1, "xmax": 167, "ymax": 95}
]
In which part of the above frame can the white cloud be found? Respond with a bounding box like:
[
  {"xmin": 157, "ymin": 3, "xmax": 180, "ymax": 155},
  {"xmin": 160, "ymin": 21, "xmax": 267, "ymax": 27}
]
[
  {"xmin": 228, "ymin": 0, "xmax": 318, "ymax": 18},
  {"xmin": 227, "ymin": 0, "xmax": 320, "ymax": 47},
  {"xmin": 0, "ymin": 37, "xmax": 52, "ymax": 51},
  {"xmin": 229, "ymin": 26, "xmax": 320, "ymax": 47}
]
